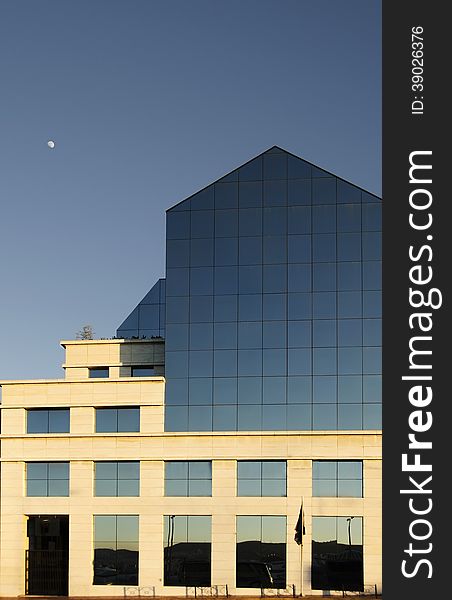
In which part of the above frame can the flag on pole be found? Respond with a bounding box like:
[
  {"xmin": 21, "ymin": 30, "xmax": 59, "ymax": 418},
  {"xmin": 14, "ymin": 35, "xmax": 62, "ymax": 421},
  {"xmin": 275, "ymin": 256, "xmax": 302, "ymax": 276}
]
[{"xmin": 294, "ymin": 502, "xmax": 306, "ymax": 545}]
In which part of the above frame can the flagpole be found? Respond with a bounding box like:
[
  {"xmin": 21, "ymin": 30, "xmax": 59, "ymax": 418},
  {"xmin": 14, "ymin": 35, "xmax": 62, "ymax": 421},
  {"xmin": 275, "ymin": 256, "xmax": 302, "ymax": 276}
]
[{"xmin": 300, "ymin": 496, "xmax": 304, "ymax": 597}]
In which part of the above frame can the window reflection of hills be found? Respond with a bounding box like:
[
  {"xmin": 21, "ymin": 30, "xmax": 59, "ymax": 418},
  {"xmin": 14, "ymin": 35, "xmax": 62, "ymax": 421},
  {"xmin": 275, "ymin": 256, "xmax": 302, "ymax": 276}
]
[
  {"xmin": 236, "ymin": 541, "xmax": 286, "ymax": 588},
  {"xmin": 312, "ymin": 541, "xmax": 363, "ymax": 592},
  {"xmin": 164, "ymin": 542, "xmax": 211, "ymax": 586},
  {"xmin": 93, "ymin": 549, "xmax": 138, "ymax": 585}
]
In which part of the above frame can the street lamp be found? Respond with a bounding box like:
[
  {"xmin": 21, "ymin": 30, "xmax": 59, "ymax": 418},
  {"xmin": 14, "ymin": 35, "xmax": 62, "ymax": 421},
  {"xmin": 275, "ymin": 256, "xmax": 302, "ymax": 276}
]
[{"xmin": 346, "ymin": 517, "xmax": 355, "ymax": 548}]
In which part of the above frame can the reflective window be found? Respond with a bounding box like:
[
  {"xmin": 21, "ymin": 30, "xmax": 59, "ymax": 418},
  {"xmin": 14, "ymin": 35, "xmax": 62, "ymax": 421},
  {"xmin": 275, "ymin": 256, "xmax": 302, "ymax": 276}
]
[
  {"xmin": 27, "ymin": 462, "xmax": 69, "ymax": 497},
  {"xmin": 165, "ymin": 461, "xmax": 212, "ymax": 496},
  {"xmin": 236, "ymin": 515, "xmax": 286, "ymax": 588},
  {"xmin": 89, "ymin": 367, "xmax": 109, "ymax": 379},
  {"xmin": 27, "ymin": 409, "xmax": 70, "ymax": 434},
  {"xmin": 313, "ymin": 461, "xmax": 363, "ymax": 497},
  {"xmin": 164, "ymin": 515, "xmax": 211, "ymax": 586},
  {"xmin": 95, "ymin": 407, "xmax": 140, "ymax": 433},
  {"xmin": 191, "ymin": 210, "xmax": 214, "ymax": 238},
  {"xmin": 94, "ymin": 515, "xmax": 139, "ymax": 585},
  {"xmin": 239, "ymin": 181, "xmax": 262, "ymax": 207},
  {"xmin": 312, "ymin": 178, "xmax": 336, "ymax": 204},
  {"xmin": 239, "ymin": 208, "xmax": 263, "ymax": 236},
  {"xmin": 131, "ymin": 366, "xmax": 155, "ymax": 377},
  {"xmin": 215, "ymin": 182, "xmax": 238, "ymax": 209},
  {"xmin": 312, "ymin": 516, "xmax": 363, "ymax": 592},
  {"xmin": 237, "ymin": 461, "xmax": 286, "ymax": 497},
  {"xmin": 95, "ymin": 462, "xmax": 140, "ymax": 496}
]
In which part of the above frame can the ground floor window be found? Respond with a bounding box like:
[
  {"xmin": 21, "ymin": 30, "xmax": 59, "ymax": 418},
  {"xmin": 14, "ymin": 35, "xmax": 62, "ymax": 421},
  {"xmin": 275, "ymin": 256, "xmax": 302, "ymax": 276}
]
[
  {"xmin": 163, "ymin": 515, "xmax": 211, "ymax": 586},
  {"xmin": 311, "ymin": 516, "xmax": 363, "ymax": 592},
  {"xmin": 236, "ymin": 515, "xmax": 286, "ymax": 589},
  {"xmin": 93, "ymin": 515, "xmax": 139, "ymax": 585}
]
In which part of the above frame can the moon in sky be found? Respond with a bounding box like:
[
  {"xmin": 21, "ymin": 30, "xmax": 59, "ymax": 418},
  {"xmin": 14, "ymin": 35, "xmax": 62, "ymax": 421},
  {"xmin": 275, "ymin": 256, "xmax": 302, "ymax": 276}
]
[{"xmin": 47, "ymin": 140, "xmax": 55, "ymax": 149}]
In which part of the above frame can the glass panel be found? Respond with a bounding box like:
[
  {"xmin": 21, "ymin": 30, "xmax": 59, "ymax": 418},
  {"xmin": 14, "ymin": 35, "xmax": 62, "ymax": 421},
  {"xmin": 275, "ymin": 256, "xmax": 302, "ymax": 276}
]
[
  {"xmin": 338, "ymin": 461, "xmax": 362, "ymax": 479},
  {"xmin": 189, "ymin": 377, "xmax": 214, "ymax": 404},
  {"xmin": 166, "ymin": 351, "xmax": 189, "ymax": 377},
  {"xmin": 313, "ymin": 263, "xmax": 336, "ymax": 291},
  {"xmin": 313, "ymin": 349, "xmax": 336, "ymax": 375},
  {"xmin": 262, "ymin": 404, "xmax": 287, "ymax": 430},
  {"xmin": 239, "ymin": 208, "xmax": 262, "ymax": 236},
  {"xmin": 288, "ymin": 264, "xmax": 310, "ymax": 292},
  {"xmin": 215, "ymin": 182, "xmax": 238, "ymax": 209},
  {"xmin": 312, "ymin": 178, "xmax": 336, "ymax": 204},
  {"xmin": 213, "ymin": 377, "xmax": 237, "ymax": 404},
  {"xmin": 288, "ymin": 293, "xmax": 311, "ymax": 320},
  {"xmin": 214, "ymin": 350, "xmax": 237, "ymax": 377},
  {"xmin": 238, "ymin": 479, "xmax": 261, "ymax": 496},
  {"xmin": 189, "ymin": 323, "xmax": 213, "ymax": 350},
  {"xmin": 313, "ymin": 461, "xmax": 337, "ymax": 479},
  {"xmin": 363, "ymin": 291, "xmax": 382, "ymax": 317},
  {"xmin": 189, "ymin": 461, "xmax": 212, "ymax": 479},
  {"xmin": 165, "ymin": 479, "xmax": 188, "ymax": 496},
  {"xmin": 313, "ymin": 320, "xmax": 336, "ymax": 347},
  {"xmin": 287, "ymin": 377, "xmax": 312, "ymax": 403},
  {"xmin": 27, "ymin": 410, "xmax": 48, "ymax": 433},
  {"xmin": 239, "ymin": 236, "xmax": 262, "ymax": 265},
  {"xmin": 263, "ymin": 153, "xmax": 287, "ymax": 179},
  {"xmin": 313, "ymin": 404, "xmax": 338, "ymax": 430},
  {"xmin": 313, "ymin": 480, "xmax": 336, "ymax": 497},
  {"xmin": 238, "ymin": 349, "xmax": 262, "ymax": 376},
  {"xmin": 238, "ymin": 404, "xmax": 262, "ymax": 430},
  {"xmin": 48, "ymin": 462, "xmax": 69, "ymax": 479},
  {"xmin": 287, "ymin": 404, "xmax": 312, "ymax": 428},
  {"xmin": 363, "ymin": 375, "xmax": 382, "ymax": 403},
  {"xmin": 338, "ymin": 348, "xmax": 362, "ymax": 375},
  {"xmin": 48, "ymin": 409, "xmax": 70, "ymax": 433},
  {"xmin": 95, "ymin": 479, "xmax": 117, "ymax": 496},
  {"xmin": 215, "ymin": 237, "xmax": 238, "ymax": 266},
  {"xmin": 239, "ymin": 181, "xmax": 262, "ymax": 207},
  {"xmin": 27, "ymin": 462, "xmax": 48, "ymax": 480},
  {"xmin": 313, "ymin": 234, "xmax": 336, "ymax": 262},
  {"xmin": 338, "ymin": 404, "xmax": 363, "ymax": 429},
  {"xmin": 263, "ymin": 349, "xmax": 286, "ymax": 376},
  {"xmin": 118, "ymin": 408, "xmax": 140, "ymax": 432},
  {"xmin": 338, "ymin": 376, "xmax": 362, "ymax": 403},
  {"xmin": 263, "ymin": 294, "xmax": 286, "ymax": 320},
  {"xmin": 165, "ymin": 406, "xmax": 188, "ymax": 431},
  {"xmin": 363, "ymin": 232, "xmax": 381, "ymax": 260},
  {"xmin": 263, "ymin": 264, "xmax": 286, "ymax": 293},
  {"xmin": 96, "ymin": 408, "xmax": 117, "ymax": 432},
  {"xmin": 88, "ymin": 367, "xmax": 109, "ymax": 379},
  {"xmin": 238, "ymin": 377, "xmax": 262, "ymax": 404},
  {"xmin": 338, "ymin": 291, "xmax": 362, "ymax": 318},
  {"xmin": 337, "ymin": 473, "xmax": 362, "ymax": 494},
  {"xmin": 263, "ymin": 208, "xmax": 287, "ymax": 235},
  {"xmin": 190, "ymin": 239, "xmax": 214, "ymax": 267},
  {"xmin": 263, "ymin": 321, "xmax": 287, "ymax": 348},
  {"xmin": 27, "ymin": 479, "xmax": 48, "ymax": 496},
  {"xmin": 239, "ymin": 157, "xmax": 262, "ymax": 182},
  {"xmin": 288, "ymin": 235, "xmax": 311, "ymax": 262},
  {"xmin": 188, "ymin": 479, "xmax": 212, "ymax": 496},
  {"xmin": 214, "ymin": 294, "xmax": 237, "ymax": 321},
  {"xmin": 262, "ymin": 377, "xmax": 286, "ymax": 404},
  {"xmin": 238, "ymin": 461, "xmax": 261, "ymax": 479},
  {"xmin": 338, "ymin": 262, "xmax": 362, "ymax": 290},
  {"xmin": 363, "ymin": 404, "xmax": 382, "ymax": 428},
  {"xmin": 215, "ymin": 209, "xmax": 238, "ymax": 237},
  {"xmin": 362, "ymin": 203, "xmax": 382, "ymax": 231},
  {"xmin": 288, "ymin": 348, "xmax": 311, "ymax": 376},
  {"xmin": 131, "ymin": 367, "xmax": 155, "ymax": 377},
  {"xmin": 238, "ymin": 322, "xmax": 262, "ymax": 349},
  {"xmin": 263, "ymin": 236, "xmax": 287, "ymax": 263},
  {"xmin": 190, "ymin": 295, "xmax": 213, "ymax": 323},
  {"xmin": 287, "ymin": 206, "xmax": 311, "ymax": 234},
  {"xmin": 165, "ymin": 461, "xmax": 188, "ymax": 479},
  {"xmin": 262, "ymin": 461, "xmax": 286, "ymax": 479},
  {"xmin": 264, "ymin": 180, "xmax": 287, "ymax": 206},
  {"xmin": 337, "ymin": 180, "xmax": 361, "ymax": 203},
  {"xmin": 191, "ymin": 210, "xmax": 214, "ymax": 238},
  {"xmin": 188, "ymin": 406, "xmax": 212, "ymax": 431},
  {"xmin": 238, "ymin": 294, "xmax": 262, "ymax": 321},
  {"xmin": 337, "ymin": 204, "xmax": 361, "ymax": 232},
  {"xmin": 312, "ymin": 292, "xmax": 336, "ymax": 319},
  {"xmin": 288, "ymin": 179, "xmax": 311, "ymax": 206},
  {"xmin": 338, "ymin": 319, "xmax": 362, "ymax": 347},
  {"xmin": 189, "ymin": 350, "xmax": 213, "ymax": 377},
  {"xmin": 190, "ymin": 267, "xmax": 213, "ymax": 295},
  {"xmin": 363, "ymin": 261, "xmax": 381, "ymax": 290},
  {"xmin": 48, "ymin": 479, "xmax": 69, "ymax": 496},
  {"xmin": 166, "ymin": 296, "xmax": 189, "ymax": 323},
  {"xmin": 363, "ymin": 347, "xmax": 382, "ymax": 374},
  {"xmin": 288, "ymin": 157, "xmax": 311, "ymax": 180},
  {"xmin": 214, "ymin": 266, "xmax": 238, "ymax": 294},
  {"xmin": 313, "ymin": 376, "xmax": 337, "ymax": 403},
  {"xmin": 167, "ymin": 211, "xmax": 190, "ymax": 239},
  {"xmin": 313, "ymin": 205, "xmax": 336, "ymax": 233},
  {"xmin": 213, "ymin": 405, "xmax": 237, "ymax": 430},
  {"xmin": 239, "ymin": 265, "xmax": 262, "ymax": 294}
]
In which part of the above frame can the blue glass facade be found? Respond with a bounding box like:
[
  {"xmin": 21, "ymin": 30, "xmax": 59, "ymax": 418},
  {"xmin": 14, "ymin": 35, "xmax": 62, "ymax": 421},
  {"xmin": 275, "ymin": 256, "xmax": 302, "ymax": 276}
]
[
  {"xmin": 117, "ymin": 279, "xmax": 166, "ymax": 339},
  {"xmin": 118, "ymin": 146, "xmax": 381, "ymax": 433}
]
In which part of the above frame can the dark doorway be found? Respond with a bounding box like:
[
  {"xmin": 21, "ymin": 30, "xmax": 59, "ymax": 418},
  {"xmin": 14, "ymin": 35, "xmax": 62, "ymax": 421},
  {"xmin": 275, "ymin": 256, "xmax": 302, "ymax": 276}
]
[{"xmin": 25, "ymin": 515, "xmax": 69, "ymax": 595}]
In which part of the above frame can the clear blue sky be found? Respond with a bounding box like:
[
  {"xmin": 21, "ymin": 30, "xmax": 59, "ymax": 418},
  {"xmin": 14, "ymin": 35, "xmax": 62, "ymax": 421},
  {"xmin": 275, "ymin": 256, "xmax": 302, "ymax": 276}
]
[{"xmin": 0, "ymin": 0, "xmax": 381, "ymax": 380}]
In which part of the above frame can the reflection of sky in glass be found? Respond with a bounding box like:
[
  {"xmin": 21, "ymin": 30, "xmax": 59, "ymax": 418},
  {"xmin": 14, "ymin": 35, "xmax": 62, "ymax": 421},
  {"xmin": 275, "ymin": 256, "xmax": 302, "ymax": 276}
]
[
  {"xmin": 94, "ymin": 515, "xmax": 139, "ymax": 551},
  {"xmin": 164, "ymin": 515, "xmax": 211, "ymax": 546},
  {"xmin": 237, "ymin": 515, "xmax": 286, "ymax": 544},
  {"xmin": 312, "ymin": 516, "xmax": 362, "ymax": 545}
]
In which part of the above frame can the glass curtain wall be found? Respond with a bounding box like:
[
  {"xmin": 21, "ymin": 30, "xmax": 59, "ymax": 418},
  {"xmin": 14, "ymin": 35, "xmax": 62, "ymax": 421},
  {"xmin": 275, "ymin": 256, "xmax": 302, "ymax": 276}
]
[{"xmin": 164, "ymin": 147, "xmax": 381, "ymax": 432}]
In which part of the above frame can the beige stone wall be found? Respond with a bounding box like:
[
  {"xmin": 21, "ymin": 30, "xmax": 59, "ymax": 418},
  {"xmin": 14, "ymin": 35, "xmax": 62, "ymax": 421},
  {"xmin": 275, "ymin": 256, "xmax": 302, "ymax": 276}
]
[{"xmin": 0, "ymin": 340, "xmax": 382, "ymax": 597}]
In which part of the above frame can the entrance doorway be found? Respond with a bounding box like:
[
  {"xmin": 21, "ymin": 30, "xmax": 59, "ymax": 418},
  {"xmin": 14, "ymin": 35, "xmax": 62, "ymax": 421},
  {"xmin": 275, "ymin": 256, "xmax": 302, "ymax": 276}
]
[{"xmin": 25, "ymin": 515, "xmax": 69, "ymax": 595}]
